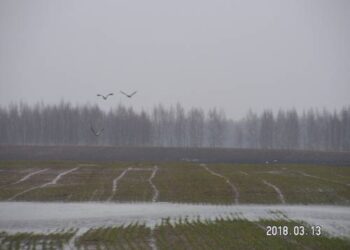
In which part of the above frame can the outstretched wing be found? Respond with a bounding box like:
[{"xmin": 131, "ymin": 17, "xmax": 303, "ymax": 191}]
[
  {"xmin": 120, "ymin": 90, "xmax": 128, "ymax": 96},
  {"xmin": 105, "ymin": 93, "xmax": 113, "ymax": 99},
  {"xmin": 90, "ymin": 125, "xmax": 104, "ymax": 136},
  {"xmin": 90, "ymin": 125, "xmax": 97, "ymax": 135},
  {"xmin": 97, "ymin": 94, "xmax": 102, "ymax": 97},
  {"xmin": 95, "ymin": 128, "xmax": 104, "ymax": 136},
  {"xmin": 130, "ymin": 91, "xmax": 137, "ymax": 97}
]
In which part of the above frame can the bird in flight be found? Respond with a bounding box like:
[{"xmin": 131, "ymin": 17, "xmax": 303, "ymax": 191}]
[
  {"xmin": 120, "ymin": 90, "xmax": 137, "ymax": 98},
  {"xmin": 97, "ymin": 93, "xmax": 114, "ymax": 100},
  {"xmin": 90, "ymin": 125, "xmax": 104, "ymax": 136}
]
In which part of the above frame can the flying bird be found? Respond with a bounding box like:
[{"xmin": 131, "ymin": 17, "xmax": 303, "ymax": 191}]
[
  {"xmin": 90, "ymin": 125, "xmax": 104, "ymax": 136},
  {"xmin": 120, "ymin": 90, "xmax": 137, "ymax": 98},
  {"xmin": 97, "ymin": 93, "xmax": 114, "ymax": 100}
]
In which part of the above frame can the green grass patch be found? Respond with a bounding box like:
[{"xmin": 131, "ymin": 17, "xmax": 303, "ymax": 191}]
[
  {"xmin": 75, "ymin": 223, "xmax": 151, "ymax": 249},
  {"xmin": 0, "ymin": 161, "xmax": 349, "ymax": 204},
  {"xmin": 0, "ymin": 228, "xmax": 77, "ymax": 250}
]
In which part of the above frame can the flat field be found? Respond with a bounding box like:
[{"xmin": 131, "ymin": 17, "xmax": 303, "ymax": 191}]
[
  {"xmin": 0, "ymin": 160, "xmax": 349, "ymax": 249},
  {"xmin": 0, "ymin": 161, "xmax": 349, "ymax": 204},
  {"xmin": 1, "ymin": 218, "xmax": 349, "ymax": 250},
  {"xmin": 1, "ymin": 145, "xmax": 350, "ymax": 165}
]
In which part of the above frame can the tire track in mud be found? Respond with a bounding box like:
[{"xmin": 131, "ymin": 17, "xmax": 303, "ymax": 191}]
[
  {"xmin": 12, "ymin": 168, "xmax": 49, "ymax": 185},
  {"xmin": 296, "ymin": 171, "xmax": 350, "ymax": 202},
  {"xmin": 200, "ymin": 164, "xmax": 239, "ymax": 204},
  {"xmin": 107, "ymin": 166, "xmax": 160, "ymax": 202},
  {"xmin": 77, "ymin": 164, "xmax": 98, "ymax": 167},
  {"xmin": 107, "ymin": 167, "xmax": 131, "ymax": 201},
  {"xmin": 261, "ymin": 180, "xmax": 286, "ymax": 204},
  {"xmin": 239, "ymin": 171, "xmax": 249, "ymax": 176},
  {"xmin": 254, "ymin": 170, "xmax": 286, "ymax": 175},
  {"xmin": 296, "ymin": 170, "xmax": 349, "ymax": 186},
  {"xmin": 148, "ymin": 166, "xmax": 159, "ymax": 202},
  {"xmin": 130, "ymin": 167, "xmax": 154, "ymax": 171},
  {"xmin": 234, "ymin": 170, "xmax": 286, "ymax": 204},
  {"xmin": 333, "ymin": 174, "xmax": 350, "ymax": 186},
  {"xmin": 148, "ymin": 229, "xmax": 158, "ymax": 250},
  {"xmin": 8, "ymin": 167, "xmax": 80, "ymax": 201},
  {"xmin": 89, "ymin": 189, "xmax": 99, "ymax": 201},
  {"xmin": 41, "ymin": 167, "xmax": 79, "ymax": 187}
]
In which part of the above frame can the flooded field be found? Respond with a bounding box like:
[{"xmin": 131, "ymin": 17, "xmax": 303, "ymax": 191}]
[
  {"xmin": 0, "ymin": 202, "xmax": 349, "ymax": 249},
  {"xmin": 0, "ymin": 161, "xmax": 349, "ymax": 249},
  {"xmin": 0, "ymin": 202, "xmax": 349, "ymax": 237},
  {"xmin": 0, "ymin": 202, "xmax": 350, "ymax": 249}
]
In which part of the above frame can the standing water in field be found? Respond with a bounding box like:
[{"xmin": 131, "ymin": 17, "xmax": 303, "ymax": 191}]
[{"xmin": 0, "ymin": 202, "xmax": 349, "ymax": 239}]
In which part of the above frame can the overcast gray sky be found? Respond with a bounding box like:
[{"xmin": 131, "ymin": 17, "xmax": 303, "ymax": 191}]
[{"xmin": 0, "ymin": 0, "xmax": 349, "ymax": 118}]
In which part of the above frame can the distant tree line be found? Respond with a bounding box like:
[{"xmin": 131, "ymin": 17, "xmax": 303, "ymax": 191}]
[{"xmin": 0, "ymin": 102, "xmax": 349, "ymax": 151}]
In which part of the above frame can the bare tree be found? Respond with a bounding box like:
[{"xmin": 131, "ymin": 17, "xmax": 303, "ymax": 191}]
[
  {"xmin": 188, "ymin": 108, "xmax": 205, "ymax": 147},
  {"xmin": 0, "ymin": 102, "xmax": 348, "ymax": 152},
  {"xmin": 207, "ymin": 108, "xmax": 226, "ymax": 148}
]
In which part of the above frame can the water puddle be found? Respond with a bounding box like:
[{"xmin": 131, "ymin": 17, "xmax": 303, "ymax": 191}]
[{"xmin": 0, "ymin": 202, "xmax": 349, "ymax": 238}]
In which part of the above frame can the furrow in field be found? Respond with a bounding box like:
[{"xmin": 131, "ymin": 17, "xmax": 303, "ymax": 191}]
[
  {"xmin": 130, "ymin": 167, "xmax": 154, "ymax": 171},
  {"xmin": 239, "ymin": 171, "xmax": 248, "ymax": 176},
  {"xmin": 148, "ymin": 229, "xmax": 158, "ymax": 250},
  {"xmin": 68, "ymin": 228, "xmax": 87, "ymax": 250},
  {"xmin": 201, "ymin": 165, "xmax": 239, "ymax": 204},
  {"xmin": 148, "ymin": 166, "xmax": 159, "ymax": 202},
  {"xmin": 108, "ymin": 167, "xmax": 131, "ymax": 201},
  {"xmin": 262, "ymin": 180, "xmax": 286, "ymax": 204},
  {"xmin": 41, "ymin": 167, "xmax": 80, "ymax": 187},
  {"xmin": 77, "ymin": 164, "xmax": 98, "ymax": 167},
  {"xmin": 8, "ymin": 167, "xmax": 80, "ymax": 201},
  {"xmin": 255, "ymin": 170, "xmax": 285, "ymax": 175},
  {"xmin": 12, "ymin": 168, "xmax": 49, "ymax": 185},
  {"xmin": 296, "ymin": 170, "xmax": 348, "ymax": 186},
  {"xmin": 89, "ymin": 189, "xmax": 99, "ymax": 201}
]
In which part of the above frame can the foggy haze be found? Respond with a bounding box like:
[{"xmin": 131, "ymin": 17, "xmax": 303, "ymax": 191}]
[{"xmin": 0, "ymin": 0, "xmax": 349, "ymax": 118}]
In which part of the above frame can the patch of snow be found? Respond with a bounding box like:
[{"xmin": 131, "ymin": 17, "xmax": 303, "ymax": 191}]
[
  {"xmin": 201, "ymin": 165, "xmax": 239, "ymax": 204},
  {"xmin": 239, "ymin": 171, "xmax": 248, "ymax": 176},
  {"xmin": 262, "ymin": 180, "xmax": 286, "ymax": 204},
  {"xmin": 107, "ymin": 167, "xmax": 131, "ymax": 201},
  {"xmin": 130, "ymin": 167, "xmax": 154, "ymax": 171},
  {"xmin": 148, "ymin": 166, "xmax": 159, "ymax": 202},
  {"xmin": 8, "ymin": 167, "xmax": 80, "ymax": 201},
  {"xmin": 42, "ymin": 167, "xmax": 79, "ymax": 187},
  {"xmin": 12, "ymin": 168, "xmax": 49, "ymax": 185},
  {"xmin": 148, "ymin": 229, "xmax": 158, "ymax": 250}
]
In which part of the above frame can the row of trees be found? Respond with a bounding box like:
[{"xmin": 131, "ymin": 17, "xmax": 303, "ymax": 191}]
[
  {"xmin": 232, "ymin": 109, "xmax": 350, "ymax": 151},
  {"xmin": 0, "ymin": 102, "xmax": 349, "ymax": 151}
]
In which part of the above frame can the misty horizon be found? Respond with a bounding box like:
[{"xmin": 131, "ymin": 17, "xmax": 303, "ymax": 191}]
[
  {"xmin": 1, "ymin": 0, "xmax": 349, "ymax": 119},
  {"xmin": 0, "ymin": 100, "xmax": 349, "ymax": 120},
  {"xmin": 1, "ymin": 101, "xmax": 349, "ymax": 151}
]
